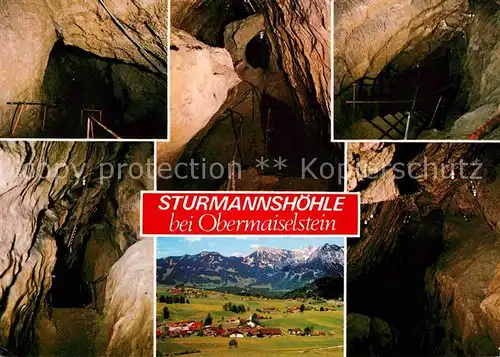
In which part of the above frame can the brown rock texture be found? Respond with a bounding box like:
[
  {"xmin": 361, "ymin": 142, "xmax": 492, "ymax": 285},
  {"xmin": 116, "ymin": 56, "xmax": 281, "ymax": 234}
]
[
  {"xmin": 428, "ymin": 201, "xmax": 500, "ymax": 347},
  {"xmin": 348, "ymin": 143, "xmax": 500, "ymax": 353},
  {"xmin": 359, "ymin": 169, "xmax": 399, "ymax": 204},
  {"xmin": 347, "ymin": 142, "xmax": 399, "ymax": 204},
  {"xmin": 224, "ymin": 14, "xmax": 266, "ymax": 66},
  {"xmin": 480, "ymin": 166, "xmax": 500, "ymax": 232},
  {"xmin": 0, "ymin": 142, "xmax": 152, "ymax": 356},
  {"xmin": 0, "ymin": 1, "xmax": 58, "ymax": 136},
  {"xmin": 408, "ymin": 143, "xmax": 475, "ymax": 203},
  {"xmin": 0, "ymin": 142, "xmax": 91, "ymax": 353},
  {"xmin": 480, "ymin": 265, "xmax": 500, "ymax": 345},
  {"xmin": 448, "ymin": 7, "xmax": 500, "ymax": 139},
  {"xmin": 333, "ymin": 0, "xmax": 468, "ymax": 94},
  {"xmin": 163, "ymin": 28, "xmax": 241, "ymax": 167},
  {"xmin": 103, "ymin": 238, "xmax": 154, "ymax": 357},
  {"xmin": 262, "ymin": 0, "xmax": 331, "ymax": 121},
  {"xmin": 54, "ymin": 0, "xmax": 168, "ymax": 73},
  {"xmin": 347, "ymin": 142, "xmax": 478, "ymax": 204},
  {"xmin": 0, "ymin": 0, "xmax": 168, "ymax": 136},
  {"xmin": 347, "ymin": 142, "xmax": 395, "ymax": 192}
]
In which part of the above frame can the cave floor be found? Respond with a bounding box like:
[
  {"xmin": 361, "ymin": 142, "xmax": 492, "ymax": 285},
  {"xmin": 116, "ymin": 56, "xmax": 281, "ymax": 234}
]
[{"xmin": 40, "ymin": 308, "xmax": 104, "ymax": 357}]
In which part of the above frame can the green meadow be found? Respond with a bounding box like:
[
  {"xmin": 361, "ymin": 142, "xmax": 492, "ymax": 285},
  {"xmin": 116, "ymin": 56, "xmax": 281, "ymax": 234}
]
[{"xmin": 156, "ymin": 286, "xmax": 344, "ymax": 357}]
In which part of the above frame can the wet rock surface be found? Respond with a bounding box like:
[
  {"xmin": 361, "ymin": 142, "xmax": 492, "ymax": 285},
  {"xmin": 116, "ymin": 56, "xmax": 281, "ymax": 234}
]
[
  {"xmin": 334, "ymin": 0, "xmax": 468, "ymax": 94},
  {"xmin": 348, "ymin": 143, "xmax": 500, "ymax": 355},
  {"xmin": 159, "ymin": 0, "xmax": 332, "ymax": 178},
  {"xmin": 261, "ymin": 0, "xmax": 331, "ymax": 122},
  {"xmin": 335, "ymin": 1, "xmax": 499, "ymax": 139},
  {"xmin": 0, "ymin": 142, "xmax": 153, "ymax": 356},
  {"xmin": 165, "ymin": 28, "xmax": 241, "ymax": 167},
  {"xmin": 347, "ymin": 143, "xmax": 398, "ymax": 203}
]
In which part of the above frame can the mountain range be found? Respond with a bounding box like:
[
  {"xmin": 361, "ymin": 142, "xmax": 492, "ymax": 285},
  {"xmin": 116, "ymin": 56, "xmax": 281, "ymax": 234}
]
[{"xmin": 157, "ymin": 244, "xmax": 344, "ymax": 291}]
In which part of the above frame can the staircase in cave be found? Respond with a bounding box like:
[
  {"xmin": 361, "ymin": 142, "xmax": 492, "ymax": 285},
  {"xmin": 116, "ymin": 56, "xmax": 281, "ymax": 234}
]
[
  {"xmin": 38, "ymin": 308, "xmax": 105, "ymax": 357},
  {"xmin": 350, "ymin": 111, "xmax": 428, "ymax": 139}
]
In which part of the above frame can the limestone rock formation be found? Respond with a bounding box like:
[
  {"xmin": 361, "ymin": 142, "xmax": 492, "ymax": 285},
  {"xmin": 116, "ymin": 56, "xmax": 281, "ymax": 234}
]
[
  {"xmin": 480, "ymin": 166, "xmax": 500, "ymax": 232},
  {"xmin": 448, "ymin": 7, "xmax": 500, "ymax": 139},
  {"xmin": 0, "ymin": 0, "xmax": 168, "ymax": 137},
  {"xmin": 347, "ymin": 313, "xmax": 395, "ymax": 355},
  {"xmin": 347, "ymin": 142, "xmax": 398, "ymax": 203},
  {"xmin": 262, "ymin": 0, "xmax": 331, "ymax": 121},
  {"xmin": 103, "ymin": 239, "xmax": 154, "ymax": 357},
  {"xmin": 335, "ymin": 1, "xmax": 499, "ymax": 139},
  {"xmin": 333, "ymin": 0, "xmax": 468, "ymax": 94},
  {"xmin": 162, "ymin": 28, "xmax": 241, "ymax": 167},
  {"xmin": 0, "ymin": 142, "xmax": 153, "ymax": 356},
  {"xmin": 462, "ymin": 7, "xmax": 500, "ymax": 110},
  {"xmin": 480, "ymin": 265, "xmax": 500, "ymax": 346},
  {"xmin": 448, "ymin": 103, "xmax": 500, "ymax": 139},
  {"xmin": 170, "ymin": 0, "xmax": 331, "ymax": 123},
  {"xmin": 347, "ymin": 142, "xmax": 395, "ymax": 191},
  {"xmin": 171, "ymin": 0, "xmax": 330, "ymax": 141},
  {"xmin": 54, "ymin": 0, "xmax": 168, "ymax": 73},
  {"xmin": 427, "ymin": 195, "xmax": 500, "ymax": 349},
  {"xmin": 348, "ymin": 143, "xmax": 500, "ymax": 355},
  {"xmin": 0, "ymin": 1, "xmax": 57, "ymax": 136},
  {"xmin": 224, "ymin": 14, "xmax": 267, "ymax": 68}
]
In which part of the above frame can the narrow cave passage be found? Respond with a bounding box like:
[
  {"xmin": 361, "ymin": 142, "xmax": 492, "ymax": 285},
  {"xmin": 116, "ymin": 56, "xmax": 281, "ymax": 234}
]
[
  {"xmin": 246, "ymin": 32, "xmax": 270, "ymax": 70},
  {"xmin": 50, "ymin": 254, "xmax": 92, "ymax": 309},
  {"xmin": 347, "ymin": 143, "xmax": 500, "ymax": 357},
  {"xmin": 348, "ymin": 210, "xmax": 447, "ymax": 356},
  {"xmin": 344, "ymin": 34, "xmax": 468, "ymax": 139},
  {"xmin": 0, "ymin": 141, "xmax": 154, "ymax": 357},
  {"xmin": 39, "ymin": 40, "xmax": 167, "ymax": 139}
]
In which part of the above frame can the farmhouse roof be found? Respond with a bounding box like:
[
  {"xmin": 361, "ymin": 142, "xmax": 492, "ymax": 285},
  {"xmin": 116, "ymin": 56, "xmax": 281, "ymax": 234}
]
[{"xmin": 260, "ymin": 328, "xmax": 282, "ymax": 335}]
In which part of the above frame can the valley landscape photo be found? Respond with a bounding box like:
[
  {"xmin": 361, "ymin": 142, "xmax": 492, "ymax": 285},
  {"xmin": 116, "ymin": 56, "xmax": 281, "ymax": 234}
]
[{"xmin": 156, "ymin": 238, "xmax": 344, "ymax": 356}]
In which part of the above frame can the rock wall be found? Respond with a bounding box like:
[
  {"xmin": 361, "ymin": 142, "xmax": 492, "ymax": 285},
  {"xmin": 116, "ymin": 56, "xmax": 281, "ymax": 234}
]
[
  {"xmin": 448, "ymin": 6, "xmax": 500, "ymax": 139},
  {"xmin": 0, "ymin": 0, "xmax": 168, "ymax": 137},
  {"xmin": 348, "ymin": 143, "xmax": 500, "ymax": 354},
  {"xmin": 347, "ymin": 143, "xmax": 475, "ymax": 204},
  {"xmin": 347, "ymin": 143, "xmax": 398, "ymax": 203},
  {"xmin": 262, "ymin": 0, "xmax": 331, "ymax": 122},
  {"xmin": 0, "ymin": 142, "xmax": 152, "ymax": 355},
  {"xmin": 171, "ymin": 0, "xmax": 235, "ymax": 46},
  {"xmin": 334, "ymin": 0, "xmax": 468, "ymax": 94},
  {"xmin": 103, "ymin": 239, "xmax": 154, "ymax": 357},
  {"xmin": 0, "ymin": 1, "xmax": 58, "ymax": 136},
  {"xmin": 0, "ymin": 142, "xmax": 104, "ymax": 353},
  {"xmin": 426, "ymin": 187, "xmax": 500, "ymax": 351},
  {"xmin": 161, "ymin": 28, "xmax": 240, "ymax": 167}
]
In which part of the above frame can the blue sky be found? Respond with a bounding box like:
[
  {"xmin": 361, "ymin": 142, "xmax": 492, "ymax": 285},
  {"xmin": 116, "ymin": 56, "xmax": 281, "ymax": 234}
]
[{"xmin": 157, "ymin": 237, "xmax": 344, "ymax": 258}]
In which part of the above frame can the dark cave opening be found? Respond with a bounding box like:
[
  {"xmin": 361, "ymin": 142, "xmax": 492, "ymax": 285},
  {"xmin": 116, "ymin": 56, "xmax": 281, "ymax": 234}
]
[
  {"xmin": 348, "ymin": 209, "xmax": 447, "ymax": 356},
  {"xmin": 191, "ymin": 0, "xmax": 258, "ymax": 47},
  {"xmin": 392, "ymin": 143, "xmax": 427, "ymax": 195},
  {"xmin": 261, "ymin": 94, "xmax": 316, "ymax": 167},
  {"xmin": 50, "ymin": 245, "xmax": 92, "ymax": 309},
  {"xmin": 163, "ymin": 95, "xmax": 344, "ymax": 191},
  {"xmin": 343, "ymin": 33, "xmax": 469, "ymax": 138},
  {"xmin": 246, "ymin": 32, "xmax": 270, "ymax": 70},
  {"xmin": 40, "ymin": 39, "xmax": 167, "ymax": 139}
]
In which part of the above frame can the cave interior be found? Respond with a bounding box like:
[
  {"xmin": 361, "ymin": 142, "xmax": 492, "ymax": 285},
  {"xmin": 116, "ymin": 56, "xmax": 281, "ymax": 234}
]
[
  {"xmin": 336, "ymin": 0, "xmax": 500, "ymax": 140},
  {"xmin": 347, "ymin": 143, "xmax": 500, "ymax": 356},
  {"xmin": 164, "ymin": 0, "xmax": 339, "ymax": 191},
  {"xmin": 0, "ymin": 142, "xmax": 152, "ymax": 357},
  {"xmin": 38, "ymin": 40, "xmax": 168, "ymax": 139}
]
